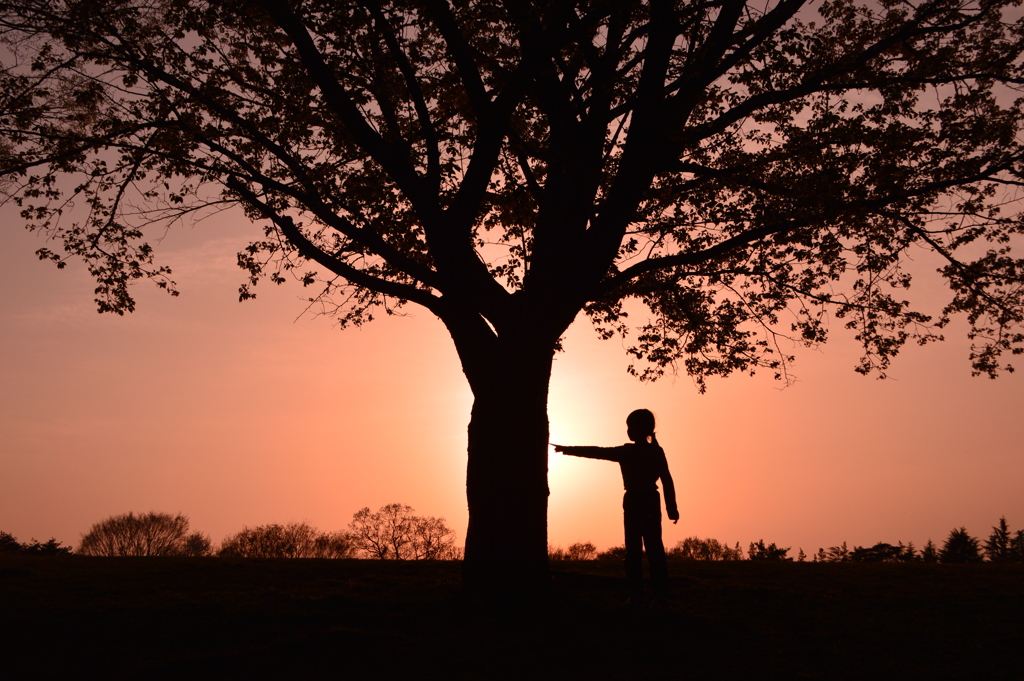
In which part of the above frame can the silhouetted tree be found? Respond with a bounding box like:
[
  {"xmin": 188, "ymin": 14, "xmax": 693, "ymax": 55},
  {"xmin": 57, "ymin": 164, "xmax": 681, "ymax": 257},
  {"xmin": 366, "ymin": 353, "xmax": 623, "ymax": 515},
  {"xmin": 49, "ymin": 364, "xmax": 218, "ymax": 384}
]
[
  {"xmin": 349, "ymin": 504, "xmax": 457, "ymax": 559},
  {"xmin": 748, "ymin": 540, "xmax": 791, "ymax": 561},
  {"xmin": 940, "ymin": 527, "xmax": 983, "ymax": 563},
  {"xmin": 984, "ymin": 517, "xmax": 1015, "ymax": 563},
  {"xmin": 182, "ymin": 532, "xmax": 214, "ymax": 558},
  {"xmin": 823, "ymin": 542, "xmax": 850, "ymax": 562},
  {"xmin": 850, "ymin": 542, "xmax": 906, "ymax": 563},
  {"xmin": 566, "ymin": 542, "xmax": 597, "ymax": 561},
  {"xmin": 6, "ymin": 0, "xmax": 1024, "ymax": 591},
  {"xmin": 78, "ymin": 512, "xmax": 209, "ymax": 557},
  {"xmin": 0, "ymin": 531, "xmax": 20, "ymax": 554},
  {"xmin": 670, "ymin": 536, "xmax": 730, "ymax": 561},
  {"xmin": 1012, "ymin": 530, "xmax": 1024, "ymax": 563},
  {"xmin": 921, "ymin": 539, "xmax": 940, "ymax": 564}
]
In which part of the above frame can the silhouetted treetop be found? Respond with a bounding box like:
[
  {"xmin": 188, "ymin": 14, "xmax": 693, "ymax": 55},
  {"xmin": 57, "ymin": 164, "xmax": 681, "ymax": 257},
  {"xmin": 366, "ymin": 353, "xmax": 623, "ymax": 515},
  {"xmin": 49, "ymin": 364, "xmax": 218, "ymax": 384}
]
[
  {"xmin": 4, "ymin": 0, "xmax": 1024, "ymax": 380},
  {"xmin": 940, "ymin": 526, "xmax": 984, "ymax": 563},
  {"xmin": 78, "ymin": 511, "xmax": 211, "ymax": 557}
]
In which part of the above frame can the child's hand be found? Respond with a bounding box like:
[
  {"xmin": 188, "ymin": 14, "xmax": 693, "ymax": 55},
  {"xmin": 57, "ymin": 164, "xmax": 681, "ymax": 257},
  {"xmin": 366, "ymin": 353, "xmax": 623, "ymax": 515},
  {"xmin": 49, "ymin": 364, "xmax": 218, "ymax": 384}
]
[
  {"xmin": 550, "ymin": 443, "xmax": 566, "ymax": 453},
  {"xmin": 668, "ymin": 510, "xmax": 679, "ymax": 524}
]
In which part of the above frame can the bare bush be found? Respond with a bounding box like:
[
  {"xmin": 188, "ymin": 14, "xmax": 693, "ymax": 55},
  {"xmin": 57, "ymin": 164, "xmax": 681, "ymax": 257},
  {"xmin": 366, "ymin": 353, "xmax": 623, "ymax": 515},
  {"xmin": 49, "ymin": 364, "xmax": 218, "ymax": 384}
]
[
  {"xmin": 548, "ymin": 545, "xmax": 567, "ymax": 561},
  {"xmin": 78, "ymin": 512, "xmax": 210, "ymax": 557},
  {"xmin": 219, "ymin": 522, "xmax": 354, "ymax": 559},
  {"xmin": 566, "ymin": 542, "xmax": 597, "ymax": 561},
  {"xmin": 668, "ymin": 537, "xmax": 743, "ymax": 561}
]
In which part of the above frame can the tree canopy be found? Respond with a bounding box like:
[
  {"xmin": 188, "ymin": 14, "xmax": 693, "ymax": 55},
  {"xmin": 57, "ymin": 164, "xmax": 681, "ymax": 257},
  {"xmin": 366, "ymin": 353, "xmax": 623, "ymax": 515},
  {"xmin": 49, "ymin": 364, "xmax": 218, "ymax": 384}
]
[
  {"xmin": 3, "ymin": 0, "xmax": 1023, "ymax": 382},
  {"xmin": 4, "ymin": 0, "xmax": 1024, "ymax": 587}
]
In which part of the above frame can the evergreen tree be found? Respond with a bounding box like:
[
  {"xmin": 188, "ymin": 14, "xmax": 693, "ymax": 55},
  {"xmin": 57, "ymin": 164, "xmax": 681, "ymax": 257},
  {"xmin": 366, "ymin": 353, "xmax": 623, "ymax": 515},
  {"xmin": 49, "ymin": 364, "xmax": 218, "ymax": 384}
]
[
  {"xmin": 748, "ymin": 540, "xmax": 792, "ymax": 561},
  {"xmin": 939, "ymin": 527, "xmax": 984, "ymax": 563},
  {"xmin": 921, "ymin": 539, "xmax": 940, "ymax": 563},
  {"xmin": 1011, "ymin": 530, "xmax": 1024, "ymax": 564},
  {"xmin": 984, "ymin": 517, "xmax": 1013, "ymax": 563},
  {"xmin": 825, "ymin": 542, "xmax": 850, "ymax": 562}
]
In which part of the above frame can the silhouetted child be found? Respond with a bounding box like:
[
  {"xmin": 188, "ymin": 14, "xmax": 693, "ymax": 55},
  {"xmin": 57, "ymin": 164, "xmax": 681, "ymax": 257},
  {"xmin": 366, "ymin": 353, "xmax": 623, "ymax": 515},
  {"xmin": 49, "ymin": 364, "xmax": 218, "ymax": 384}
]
[{"xmin": 553, "ymin": 409, "xmax": 678, "ymax": 606}]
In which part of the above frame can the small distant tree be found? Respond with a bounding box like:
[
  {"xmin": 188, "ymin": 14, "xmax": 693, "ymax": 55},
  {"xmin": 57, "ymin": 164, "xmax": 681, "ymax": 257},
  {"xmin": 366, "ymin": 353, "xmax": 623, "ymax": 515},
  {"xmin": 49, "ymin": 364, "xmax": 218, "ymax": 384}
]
[
  {"xmin": 824, "ymin": 542, "xmax": 850, "ymax": 563},
  {"xmin": 747, "ymin": 540, "xmax": 791, "ymax": 561},
  {"xmin": 0, "ymin": 531, "xmax": 21, "ymax": 554},
  {"xmin": 1012, "ymin": 531, "xmax": 1024, "ymax": 564},
  {"xmin": 850, "ymin": 543, "xmax": 905, "ymax": 563},
  {"xmin": 921, "ymin": 539, "xmax": 940, "ymax": 564},
  {"xmin": 597, "ymin": 546, "xmax": 628, "ymax": 561},
  {"xmin": 182, "ymin": 532, "xmax": 213, "ymax": 558},
  {"xmin": 940, "ymin": 527, "xmax": 983, "ymax": 563},
  {"xmin": 723, "ymin": 542, "xmax": 744, "ymax": 561},
  {"xmin": 796, "ymin": 548, "xmax": 806, "ymax": 562},
  {"xmin": 901, "ymin": 542, "xmax": 918, "ymax": 562},
  {"xmin": 984, "ymin": 517, "xmax": 1014, "ymax": 563},
  {"xmin": 566, "ymin": 542, "xmax": 597, "ymax": 561},
  {"xmin": 349, "ymin": 504, "xmax": 456, "ymax": 560},
  {"xmin": 219, "ymin": 522, "xmax": 353, "ymax": 559},
  {"xmin": 78, "ymin": 512, "xmax": 207, "ymax": 557},
  {"xmin": 670, "ymin": 537, "xmax": 728, "ymax": 561},
  {"xmin": 409, "ymin": 515, "xmax": 459, "ymax": 560}
]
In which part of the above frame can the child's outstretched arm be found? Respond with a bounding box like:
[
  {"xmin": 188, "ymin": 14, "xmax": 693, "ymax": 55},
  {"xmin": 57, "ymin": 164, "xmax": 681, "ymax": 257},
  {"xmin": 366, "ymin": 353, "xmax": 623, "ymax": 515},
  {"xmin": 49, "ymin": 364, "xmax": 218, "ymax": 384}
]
[{"xmin": 551, "ymin": 444, "xmax": 623, "ymax": 462}]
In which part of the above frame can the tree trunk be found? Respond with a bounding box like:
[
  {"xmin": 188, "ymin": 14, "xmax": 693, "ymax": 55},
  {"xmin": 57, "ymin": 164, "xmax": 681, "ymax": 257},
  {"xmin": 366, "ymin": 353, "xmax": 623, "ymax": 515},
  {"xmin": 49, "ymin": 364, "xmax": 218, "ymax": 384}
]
[{"xmin": 458, "ymin": 336, "xmax": 556, "ymax": 597}]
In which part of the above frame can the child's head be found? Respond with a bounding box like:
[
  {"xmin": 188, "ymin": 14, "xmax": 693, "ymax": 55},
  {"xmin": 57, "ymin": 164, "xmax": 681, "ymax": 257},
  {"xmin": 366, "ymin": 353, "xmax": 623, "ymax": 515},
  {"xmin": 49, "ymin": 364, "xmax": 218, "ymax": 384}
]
[{"xmin": 626, "ymin": 409, "xmax": 656, "ymax": 443}]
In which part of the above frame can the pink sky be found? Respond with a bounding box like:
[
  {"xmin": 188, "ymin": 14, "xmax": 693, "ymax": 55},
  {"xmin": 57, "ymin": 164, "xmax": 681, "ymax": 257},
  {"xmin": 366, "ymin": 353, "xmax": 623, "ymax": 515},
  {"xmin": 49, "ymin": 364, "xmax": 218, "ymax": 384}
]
[{"xmin": 2, "ymin": 207, "xmax": 1023, "ymax": 556}]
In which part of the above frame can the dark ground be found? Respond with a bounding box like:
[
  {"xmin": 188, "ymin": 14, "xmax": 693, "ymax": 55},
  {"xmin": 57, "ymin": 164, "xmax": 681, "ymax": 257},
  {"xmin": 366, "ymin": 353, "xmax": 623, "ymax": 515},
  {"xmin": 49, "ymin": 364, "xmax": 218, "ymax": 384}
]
[{"xmin": 2, "ymin": 555, "xmax": 1022, "ymax": 679}]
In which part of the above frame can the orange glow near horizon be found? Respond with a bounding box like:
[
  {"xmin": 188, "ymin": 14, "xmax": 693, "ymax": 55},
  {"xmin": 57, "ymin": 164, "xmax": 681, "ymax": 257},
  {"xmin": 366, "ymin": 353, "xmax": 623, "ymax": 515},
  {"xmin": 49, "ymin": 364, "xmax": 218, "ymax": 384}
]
[{"xmin": 2, "ymin": 211, "xmax": 1024, "ymax": 557}]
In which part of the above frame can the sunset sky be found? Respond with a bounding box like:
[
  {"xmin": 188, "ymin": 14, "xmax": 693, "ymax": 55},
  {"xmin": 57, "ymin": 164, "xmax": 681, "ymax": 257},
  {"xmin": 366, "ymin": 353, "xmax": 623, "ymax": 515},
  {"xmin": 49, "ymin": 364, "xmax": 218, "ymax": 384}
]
[{"xmin": 3, "ymin": 203, "xmax": 1023, "ymax": 557}]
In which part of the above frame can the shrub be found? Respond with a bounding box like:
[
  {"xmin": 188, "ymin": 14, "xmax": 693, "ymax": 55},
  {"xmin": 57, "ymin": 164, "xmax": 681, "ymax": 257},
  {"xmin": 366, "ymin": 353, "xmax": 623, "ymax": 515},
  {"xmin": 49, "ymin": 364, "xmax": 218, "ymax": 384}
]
[
  {"xmin": 219, "ymin": 522, "xmax": 355, "ymax": 559},
  {"xmin": 78, "ymin": 512, "xmax": 210, "ymax": 557}
]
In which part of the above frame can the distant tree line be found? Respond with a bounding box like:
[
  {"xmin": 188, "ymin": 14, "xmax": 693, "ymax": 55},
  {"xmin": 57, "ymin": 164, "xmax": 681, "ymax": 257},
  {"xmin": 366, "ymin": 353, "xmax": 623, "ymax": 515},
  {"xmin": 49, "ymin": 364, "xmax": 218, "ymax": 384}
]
[
  {"xmin": 1, "ymin": 504, "xmax": 460, "ymax": 560},
  {"xmin": 549, "ymin": 517, "xmax": 1024, "ymax": 564},
  {"xmin": 8, "ymin": 515, "xmax": 1020, "ymax": 564},
  {"xmin": 0, "ymin": 531, "xmax": 72, "ymax": 555},
  {"xmin": 810, "ymin": 518, "xmax": 1024, "ymax": 564}
]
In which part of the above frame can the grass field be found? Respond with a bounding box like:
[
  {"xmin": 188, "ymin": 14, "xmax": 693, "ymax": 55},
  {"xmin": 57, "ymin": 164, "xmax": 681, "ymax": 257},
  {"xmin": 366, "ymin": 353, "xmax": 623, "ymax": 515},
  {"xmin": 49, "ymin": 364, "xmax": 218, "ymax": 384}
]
[{"xmin": 3, "ymin": 555, "xmax": 1022, "ymax": 679}]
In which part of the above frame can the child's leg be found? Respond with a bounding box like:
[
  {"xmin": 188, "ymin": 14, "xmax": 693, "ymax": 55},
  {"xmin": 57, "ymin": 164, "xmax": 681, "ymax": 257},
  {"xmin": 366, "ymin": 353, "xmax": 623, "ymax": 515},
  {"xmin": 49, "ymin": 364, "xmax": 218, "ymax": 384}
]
[
  {"xmin": 645, "ymin": 518, "xmax": 669, "ymax": 600},
  {"xmin": 622, "ymin": 493, "xmax": 644, "ymax": 600},
  {"xmin": 638, "ymin": 491, "xmax": 669, "ymax": 600}
]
